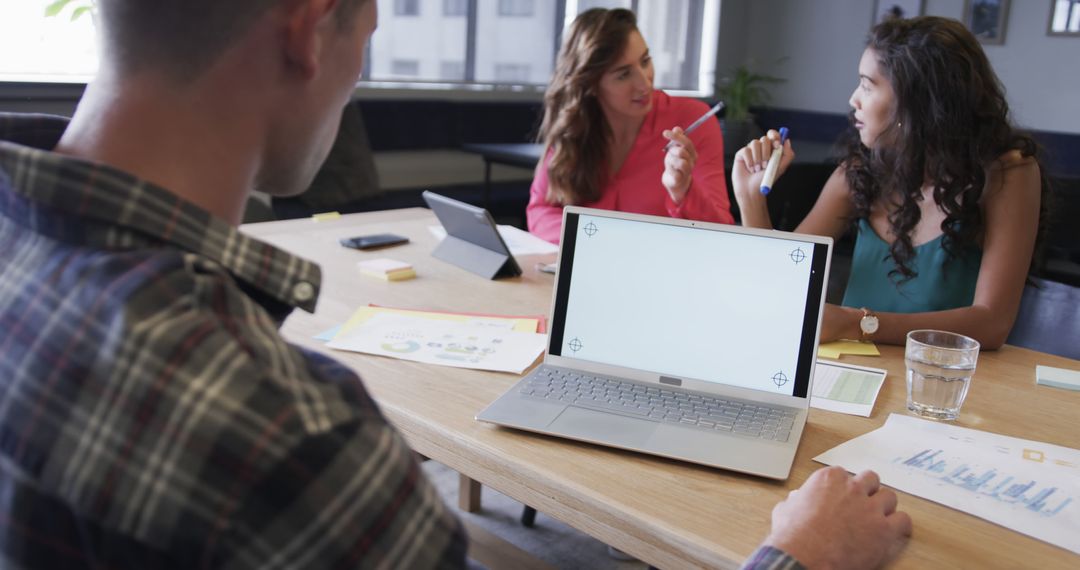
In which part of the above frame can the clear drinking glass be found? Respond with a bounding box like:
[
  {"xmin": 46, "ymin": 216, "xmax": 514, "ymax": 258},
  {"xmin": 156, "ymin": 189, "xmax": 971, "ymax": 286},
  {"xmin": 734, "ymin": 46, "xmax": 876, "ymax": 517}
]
[{"xmin": 905, "ymin": 330, "xmax": 980, "ymax": 421}]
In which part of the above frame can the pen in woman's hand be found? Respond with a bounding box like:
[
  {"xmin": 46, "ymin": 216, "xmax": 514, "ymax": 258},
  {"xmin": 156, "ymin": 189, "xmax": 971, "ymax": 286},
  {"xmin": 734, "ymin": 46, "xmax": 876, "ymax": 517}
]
[
  {"xmin": 760, "ymin": 127, "xmax": 789, "ymax": 195},
  {"xmin": 663, "ymin": 101, "xmax": 724, "ymax": 152}
]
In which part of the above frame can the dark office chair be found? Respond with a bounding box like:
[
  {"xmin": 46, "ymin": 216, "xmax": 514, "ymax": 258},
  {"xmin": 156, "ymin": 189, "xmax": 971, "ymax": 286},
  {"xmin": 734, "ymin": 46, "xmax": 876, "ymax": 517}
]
[
  {"xmin": 1039, "ymin": 176, "xmax": 1080, "ymax": 287},
  {"xmin": 1006, "ymin": 277, "xmax": 1080, "ymax": 360},
  {"xmin": 271, "ymin": 102, "xmax": 385, "ymax": 219}
]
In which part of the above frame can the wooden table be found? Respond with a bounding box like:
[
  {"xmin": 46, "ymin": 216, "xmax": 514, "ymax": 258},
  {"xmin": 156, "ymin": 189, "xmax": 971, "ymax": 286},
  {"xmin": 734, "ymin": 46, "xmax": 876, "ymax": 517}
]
[{"xmin": 243, "ymin": 208, "xmax": 1080, "ymax": 569}]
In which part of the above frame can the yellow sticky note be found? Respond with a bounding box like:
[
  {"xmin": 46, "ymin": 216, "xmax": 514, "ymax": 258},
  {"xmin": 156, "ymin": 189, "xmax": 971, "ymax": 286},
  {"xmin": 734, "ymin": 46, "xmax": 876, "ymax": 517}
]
[
  {"xmin": 311, "ymin": 211, "xmax": 341, "ymax": 221},
  {"xmin": 363, "ymin": 268, "xmax": 416, "ymax": 281},
  {"xmin": 818, "ymin": 340, "xmax": 880, "ymax": 359},
  {"xmin": 358, "ymin": 259, "xmax": 415, "ymax": 281}
]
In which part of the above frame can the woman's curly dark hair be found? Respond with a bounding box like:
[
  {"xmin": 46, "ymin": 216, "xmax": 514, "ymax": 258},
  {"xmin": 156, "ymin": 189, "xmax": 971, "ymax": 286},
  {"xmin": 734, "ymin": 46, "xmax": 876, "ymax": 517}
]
[{"xmin": 841, "ymin": 16, "xmax": 1046, "ymax": 282}]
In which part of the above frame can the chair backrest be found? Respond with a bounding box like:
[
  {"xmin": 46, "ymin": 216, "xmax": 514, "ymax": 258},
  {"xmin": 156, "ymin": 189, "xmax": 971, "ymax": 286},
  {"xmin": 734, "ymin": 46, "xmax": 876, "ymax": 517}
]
[
  {"xmin": 1006, "ymin": 277, "xmax": 1080, "ymax": 360},
  {"xmin": 1039, "ymin": 176, "xmax": 1080, "ymax": 286}
]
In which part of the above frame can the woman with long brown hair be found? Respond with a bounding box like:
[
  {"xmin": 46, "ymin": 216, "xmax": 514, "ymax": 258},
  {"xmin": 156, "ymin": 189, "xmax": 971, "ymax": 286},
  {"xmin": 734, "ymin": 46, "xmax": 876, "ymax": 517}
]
[
  {"xmin": 732, "ymin": 16, "xmax": 1046, "ymax": 348},
  {"xmin": 527, "ymin": 8, "xmax": 734, "ymax": 243}
]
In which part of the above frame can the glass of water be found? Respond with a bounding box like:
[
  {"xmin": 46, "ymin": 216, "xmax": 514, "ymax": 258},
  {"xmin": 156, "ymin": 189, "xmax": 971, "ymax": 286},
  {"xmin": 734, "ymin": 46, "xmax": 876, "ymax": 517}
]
[{"xmin": 905, "ymin": 330, "xmax": 980, "ymax": 421}]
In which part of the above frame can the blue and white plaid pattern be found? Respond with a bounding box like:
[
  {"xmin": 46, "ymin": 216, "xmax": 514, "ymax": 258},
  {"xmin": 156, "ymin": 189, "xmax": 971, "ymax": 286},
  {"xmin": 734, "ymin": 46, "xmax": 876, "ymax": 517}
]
[{"xmin": 740, "ymin": 545, "xmax": 806, "ymax": 570}]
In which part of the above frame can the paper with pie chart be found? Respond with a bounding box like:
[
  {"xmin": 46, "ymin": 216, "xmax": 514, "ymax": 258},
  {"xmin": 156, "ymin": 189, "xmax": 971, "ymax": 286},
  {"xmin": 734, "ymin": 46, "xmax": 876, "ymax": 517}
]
[{"xmin": 327, "ymin": 313, "xmax": 547, "ymax": 373}]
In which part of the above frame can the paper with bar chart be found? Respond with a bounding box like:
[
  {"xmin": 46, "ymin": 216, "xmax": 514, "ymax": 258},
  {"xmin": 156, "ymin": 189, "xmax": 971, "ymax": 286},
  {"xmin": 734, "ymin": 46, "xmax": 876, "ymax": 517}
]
[
  {"xmin": 810, "ymin": 360, "xmax": 887, "ymax": 416},
  {"xmin": 815, "ymin": 413, "xmax": 1080, "ymax": 554}
]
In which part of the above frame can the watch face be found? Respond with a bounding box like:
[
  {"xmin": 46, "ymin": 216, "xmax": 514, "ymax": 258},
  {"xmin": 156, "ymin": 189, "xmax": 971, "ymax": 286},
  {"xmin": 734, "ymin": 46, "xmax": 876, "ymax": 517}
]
[{"xmin": 861, "ymin": 315, "xmax": 880, "ymax": 335}]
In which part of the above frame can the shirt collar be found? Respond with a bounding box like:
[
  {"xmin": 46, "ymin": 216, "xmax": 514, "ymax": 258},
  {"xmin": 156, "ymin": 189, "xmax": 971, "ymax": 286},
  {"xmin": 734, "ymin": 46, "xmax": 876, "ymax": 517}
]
[{"xmin": 0, "ymin": 113, "xmax": 321, "ymax": 313}]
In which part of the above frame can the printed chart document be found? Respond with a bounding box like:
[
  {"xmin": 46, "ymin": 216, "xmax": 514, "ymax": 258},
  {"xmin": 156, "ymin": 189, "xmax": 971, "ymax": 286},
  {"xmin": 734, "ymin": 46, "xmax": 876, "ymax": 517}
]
[
  {"xmin": 328, "ymin": 313, "xmax": 546, "ymax": 373},
  {"xmin": 816, "ymin": 413, "xmax": 1080, "ymax": 554},
  {"xmin": 339, "ymin": 305, "xmax": 541, "ymax": 334},
  {"xmin": 429, "ymin": 224, "xmax": 559, "ymax": 256},
  {"xmin": 811, "ymin": 360, "xmax": 887, "ymax": 417},
  {"xmin": 314, "ymin": 305, "xmax": 546, "ymax": 343}
]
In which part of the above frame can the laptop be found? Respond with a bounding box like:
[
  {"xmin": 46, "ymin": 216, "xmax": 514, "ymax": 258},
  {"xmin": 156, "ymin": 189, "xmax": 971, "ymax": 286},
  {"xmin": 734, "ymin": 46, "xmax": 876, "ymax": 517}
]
[
  {"xmin": 422, "ymin": 191, "xmax": 522, "ymax": 279},
  {"xmin": 476, "ymin": 207, "xmax": 832, "ymax": 479}
]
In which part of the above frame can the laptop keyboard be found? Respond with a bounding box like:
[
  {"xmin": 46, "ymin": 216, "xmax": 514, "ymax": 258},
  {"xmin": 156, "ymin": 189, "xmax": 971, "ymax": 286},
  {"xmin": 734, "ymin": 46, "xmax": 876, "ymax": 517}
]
[{"xmin": 520, "ymin": 367, "xmax": 796, "ymax": 442}]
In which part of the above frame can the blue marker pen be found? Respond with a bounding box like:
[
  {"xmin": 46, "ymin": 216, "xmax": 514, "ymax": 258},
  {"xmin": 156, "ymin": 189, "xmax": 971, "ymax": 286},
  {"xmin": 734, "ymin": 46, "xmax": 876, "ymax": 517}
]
[{"xmin": 759, "ymin": 127, "xmax": 789, "ymax": 196}]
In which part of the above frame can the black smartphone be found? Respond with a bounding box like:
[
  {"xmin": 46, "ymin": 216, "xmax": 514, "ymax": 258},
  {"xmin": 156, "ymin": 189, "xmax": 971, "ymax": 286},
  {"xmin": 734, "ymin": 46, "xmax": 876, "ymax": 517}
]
[{"xmin": 339, "ymin": 233, "xmax": 409, "ymax": 250}]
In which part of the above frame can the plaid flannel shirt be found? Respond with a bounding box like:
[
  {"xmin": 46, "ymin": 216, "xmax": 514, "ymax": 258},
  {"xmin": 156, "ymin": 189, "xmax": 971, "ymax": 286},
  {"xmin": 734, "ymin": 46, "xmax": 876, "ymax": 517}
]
[
  {"xmin": 741, "ymin": 545, "xmax": 805, "ymax": 570},
  {"xmin": 0, "ymin": 113, "xmax": 465, "ymax": 569}
]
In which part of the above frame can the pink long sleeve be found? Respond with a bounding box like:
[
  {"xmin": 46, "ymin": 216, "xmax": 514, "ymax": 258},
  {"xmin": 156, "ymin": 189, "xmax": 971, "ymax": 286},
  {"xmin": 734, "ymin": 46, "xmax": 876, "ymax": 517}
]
[
  {"xmin": 664, "ymin": 105, "xmax": 733, "ymax": 225},
  {"xmin": 526, "ymin": 152, "xmax": 564, "ymax": 244}
]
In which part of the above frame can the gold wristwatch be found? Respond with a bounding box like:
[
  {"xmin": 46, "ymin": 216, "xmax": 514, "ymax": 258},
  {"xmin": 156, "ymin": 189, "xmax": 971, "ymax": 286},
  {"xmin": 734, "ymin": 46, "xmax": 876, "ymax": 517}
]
[{"xmin": 859, "ymin": 307, "xmax": 879, "ymax": 340}]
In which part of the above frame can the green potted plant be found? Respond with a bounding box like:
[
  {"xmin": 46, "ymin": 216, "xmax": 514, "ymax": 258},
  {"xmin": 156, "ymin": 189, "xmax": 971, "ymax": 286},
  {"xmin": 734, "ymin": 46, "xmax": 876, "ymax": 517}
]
[
  {"xmin": 716, "ymin": 64, "xmax": 785, "ymax": 152},
  {"xmin": 45, "ymin": 0, "xmax": 95, "ymax": 20}
]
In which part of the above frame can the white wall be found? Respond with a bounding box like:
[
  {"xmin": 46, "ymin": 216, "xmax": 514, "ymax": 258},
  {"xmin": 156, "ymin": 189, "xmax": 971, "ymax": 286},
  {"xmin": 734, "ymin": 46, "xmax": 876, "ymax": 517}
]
[
  {"xmin": 714, "ymin": 0, "xmax": 749, "ymax": 90},
  {"xmin": 937, "ymin": 0, "xmax": 1080, "ymax": 134},
  {"xmin": 740, "ymin": 0, "xmax": 868, "ymax": 117},
  {"xmin": 727, "ymin": 0, "xmax": 1080, "ymax": 134}
]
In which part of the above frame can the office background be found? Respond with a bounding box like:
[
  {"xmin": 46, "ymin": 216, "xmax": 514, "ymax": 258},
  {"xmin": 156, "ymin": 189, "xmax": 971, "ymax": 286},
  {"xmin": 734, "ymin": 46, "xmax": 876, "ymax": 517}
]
[
  {"xmin": 0, "ymin": 0, "xmax": 1076, "ymax": 268},
  {"xmin": 3, "ymin": 1, "xmax": 1077, "ymax": 163}
]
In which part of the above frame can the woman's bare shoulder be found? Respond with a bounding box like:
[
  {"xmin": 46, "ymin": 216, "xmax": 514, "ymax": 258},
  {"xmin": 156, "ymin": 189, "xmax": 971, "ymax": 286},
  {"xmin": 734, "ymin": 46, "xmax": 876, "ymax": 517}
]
[
  {"xmin": 993, "ymin": 149, "xmax": 1038, "ymax": 172},
  {"xmin": 985, "ymin": 149, "xmax": 1041, "ymax": 201}
]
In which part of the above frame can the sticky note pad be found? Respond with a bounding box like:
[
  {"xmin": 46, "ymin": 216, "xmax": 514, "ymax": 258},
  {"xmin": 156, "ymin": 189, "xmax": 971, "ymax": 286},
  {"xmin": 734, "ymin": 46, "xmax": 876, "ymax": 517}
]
[
  {"xmin": 311, "ymin": 211, "xmax": 341, "ymax": 221},
  {"xmin": 818, "ymin": 340, "xmax": 880, "ymax": 359},
  {"xmin": 358, "ymin": 258, "xmax": 415, "ymax": 281},
  {"xmin": 1036, "ymin": 365, "xmax": 1080, "ymax": 391}
]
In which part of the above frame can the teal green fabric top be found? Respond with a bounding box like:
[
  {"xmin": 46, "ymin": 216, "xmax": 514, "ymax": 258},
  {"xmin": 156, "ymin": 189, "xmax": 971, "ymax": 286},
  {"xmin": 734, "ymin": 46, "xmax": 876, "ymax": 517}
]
[{"xmin": 842, "ymin": 219, "xmax": 983, "ymax": 313}]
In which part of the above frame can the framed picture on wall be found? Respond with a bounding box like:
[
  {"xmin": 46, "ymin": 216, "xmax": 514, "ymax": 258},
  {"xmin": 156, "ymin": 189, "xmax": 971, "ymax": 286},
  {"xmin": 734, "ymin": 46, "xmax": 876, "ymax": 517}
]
[
  {"xmin": 963, "ymin": 0, "xmax": 1011, "ymax": 44},
  {"xmin": 1048, "ymin": 0, "xmax": 1080, "ymax": 36},
  {"xmin": 873, "ymin": 0, "xmax": 924, "ymax": 25}
]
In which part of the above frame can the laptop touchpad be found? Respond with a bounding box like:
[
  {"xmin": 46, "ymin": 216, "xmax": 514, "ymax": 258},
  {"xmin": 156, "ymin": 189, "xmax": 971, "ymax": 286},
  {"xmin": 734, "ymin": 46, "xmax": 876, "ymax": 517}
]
[{"xmin": 546, "ymin": 407, "xmax": 657, "ymax": 448}]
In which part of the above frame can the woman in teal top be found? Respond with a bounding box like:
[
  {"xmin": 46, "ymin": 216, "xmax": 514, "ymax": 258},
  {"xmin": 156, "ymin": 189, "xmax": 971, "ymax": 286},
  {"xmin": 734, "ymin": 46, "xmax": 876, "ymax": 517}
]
[
  {"xmin": 730, "ymin": 16, "xmax": 1046, "ymax": 348},
  {"xmin": 842, "ymin": 219, "xmax": 984, "ymax": 313}
]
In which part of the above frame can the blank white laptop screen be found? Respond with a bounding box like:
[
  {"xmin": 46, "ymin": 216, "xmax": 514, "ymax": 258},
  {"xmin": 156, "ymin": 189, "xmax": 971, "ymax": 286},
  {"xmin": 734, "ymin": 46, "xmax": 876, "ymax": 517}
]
[{"xmin": 548, "ymin": 211, "xmax": 828, "ymax": 398}]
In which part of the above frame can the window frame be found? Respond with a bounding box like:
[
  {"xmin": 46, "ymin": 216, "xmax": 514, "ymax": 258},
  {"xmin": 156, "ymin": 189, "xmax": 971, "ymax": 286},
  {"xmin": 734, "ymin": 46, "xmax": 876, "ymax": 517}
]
[
  {"xmin": 444, "ymin": 0, "xmax": 469, "ymax": 17},
  {"xmin": 1048, "ymin": 0, "xmax": 1080, "ymax": 36},
  {"xmin": 0, "ymin": 0, "xmax": 720, "ymax": 100},
  {"xmin": 360, "ymin": 0, "xmax": 717, "ymax": 98},
  {"xmin": 497, "ymin": 0, "xmax": 536, "ymax": 18},
  {"xmin": 394, "ymin": 0, "xmax": 421, "ymax": 16}
]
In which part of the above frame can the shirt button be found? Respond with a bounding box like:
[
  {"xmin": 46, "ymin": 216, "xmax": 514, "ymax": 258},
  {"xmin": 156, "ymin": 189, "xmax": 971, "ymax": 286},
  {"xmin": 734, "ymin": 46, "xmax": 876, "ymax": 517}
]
[{"xmin": 292, "ymin": 281, "xmax": 315, "ymax": 303}]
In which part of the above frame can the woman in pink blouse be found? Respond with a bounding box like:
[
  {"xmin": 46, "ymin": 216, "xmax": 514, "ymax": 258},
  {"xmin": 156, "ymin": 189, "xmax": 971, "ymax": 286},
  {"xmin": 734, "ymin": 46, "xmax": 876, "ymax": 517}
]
[{"xmin": 527, "ymin": 8, "xmax": 734, "ymax": 244}]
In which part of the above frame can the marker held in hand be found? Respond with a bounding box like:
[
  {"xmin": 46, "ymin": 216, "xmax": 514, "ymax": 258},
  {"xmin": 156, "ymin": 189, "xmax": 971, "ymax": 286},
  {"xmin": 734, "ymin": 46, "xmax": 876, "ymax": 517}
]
[{"xmin": 760, "ymin": 127, "xmax": 790, "ymax": 196}]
